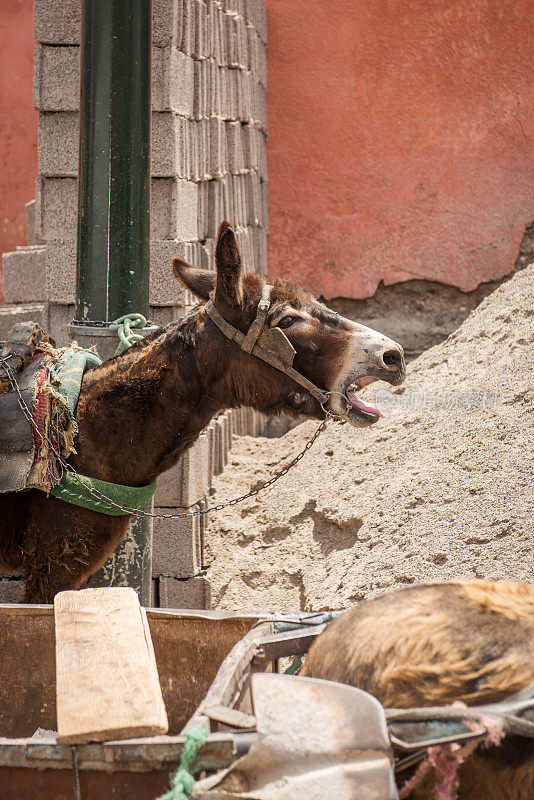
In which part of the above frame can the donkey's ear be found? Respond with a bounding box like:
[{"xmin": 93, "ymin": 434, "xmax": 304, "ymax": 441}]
[
  {"xmin": 172, "ymin": 259, "xmax": 215, "ymax": 300},
  {"xmin": 215, "ymin": 221, "xmax": 243, "ymax": 307}
]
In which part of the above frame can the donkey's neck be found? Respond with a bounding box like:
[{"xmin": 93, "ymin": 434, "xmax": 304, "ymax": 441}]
[{"xmin": 71, "ymin": 315, "xmax": 227, "ymax": 487}]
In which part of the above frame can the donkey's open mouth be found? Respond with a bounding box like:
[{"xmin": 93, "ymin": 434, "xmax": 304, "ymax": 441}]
[{"xmin": 345, "ymin": 378, "xmax": 385, "ymax": 422}]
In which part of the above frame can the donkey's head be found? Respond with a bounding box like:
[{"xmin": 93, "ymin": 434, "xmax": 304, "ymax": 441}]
[{"xmin": 173, "ymin": 222, "xmax": 405, "ymax": 427}]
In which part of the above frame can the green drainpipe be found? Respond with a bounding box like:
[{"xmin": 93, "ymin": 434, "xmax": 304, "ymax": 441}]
[{"xmin": 74, "ymin": 0, "xmax": 154, "ymax": 605}]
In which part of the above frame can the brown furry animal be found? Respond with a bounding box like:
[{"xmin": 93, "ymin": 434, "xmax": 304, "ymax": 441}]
[
  {"xmin": 302, "ymin": 581, "xmax": 534, "ymax": 800},
  {"xmin": 0, "ymin": 222, "xmax": 405, "ymax": 602}
]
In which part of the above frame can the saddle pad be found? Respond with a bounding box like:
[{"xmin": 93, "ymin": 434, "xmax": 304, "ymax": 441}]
[{"xmin": 0, "ymin": 357, "xmax": 43, "ymax": 493}]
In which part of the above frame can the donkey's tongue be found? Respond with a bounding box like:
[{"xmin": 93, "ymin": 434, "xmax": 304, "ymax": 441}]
[{"xmin": 346, "ymin": 389, "xmax": 385, "ymax": 418}]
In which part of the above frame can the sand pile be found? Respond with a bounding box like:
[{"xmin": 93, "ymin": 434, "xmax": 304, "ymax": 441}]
[{"xmin": 205, "ymin": 266, "xmax": 534, "ymax": 611}]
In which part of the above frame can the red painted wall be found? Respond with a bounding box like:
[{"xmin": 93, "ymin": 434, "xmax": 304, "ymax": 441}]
[
  {"xmin": 0, "ymin": 0, "xmax": 38, "ymax": 301},
  {"xmin": 265, "ymin": 0, "xmax": 534, "ymax": 299}
]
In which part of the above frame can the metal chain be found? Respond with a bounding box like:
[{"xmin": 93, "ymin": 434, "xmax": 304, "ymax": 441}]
[{"xmin": 0, "ymin": 354, "xmax": 335, "ymax": 519}]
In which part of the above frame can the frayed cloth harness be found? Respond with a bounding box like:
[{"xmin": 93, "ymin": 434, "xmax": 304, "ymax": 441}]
[{"xmin": 204, "ymin": 285, "xmax": 330, "ymax": 406}]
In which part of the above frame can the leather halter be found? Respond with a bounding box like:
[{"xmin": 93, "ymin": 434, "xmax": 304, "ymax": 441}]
[{"xmin": 204, "ymin": 285, "xmax": 329, "ymax": 405}]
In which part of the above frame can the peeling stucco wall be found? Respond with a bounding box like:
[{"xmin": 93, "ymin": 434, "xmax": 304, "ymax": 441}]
[{"xmin": 265, "ymin": 0, "xmax": 534, "ymax": 299}]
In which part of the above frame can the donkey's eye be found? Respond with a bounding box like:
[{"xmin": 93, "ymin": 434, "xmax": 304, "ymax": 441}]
[{"xmin": 277, "ymin": 316, "xmax": 297, "ymax": 329}]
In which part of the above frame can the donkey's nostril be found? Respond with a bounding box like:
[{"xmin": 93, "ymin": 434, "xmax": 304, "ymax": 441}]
[{"xmin": 382, "ymin": 349, "xmax": 403, "ymax": 370}]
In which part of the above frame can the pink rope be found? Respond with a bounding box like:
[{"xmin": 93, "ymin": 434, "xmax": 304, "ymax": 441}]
[{"xmin": 398, "ymin": 715, "xmax": 505, "ymax": 800}]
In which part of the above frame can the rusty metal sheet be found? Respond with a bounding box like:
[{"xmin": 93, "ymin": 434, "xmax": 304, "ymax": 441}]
[
  {"xmin": 193, "ymin": 674, "xmax": 398, "ymax": 800},
  {"xmin": 0, "ymin": 604, "xmax": 260, "ymax": 739}
]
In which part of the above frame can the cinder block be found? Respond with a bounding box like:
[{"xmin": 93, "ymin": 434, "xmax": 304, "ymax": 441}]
[
  {"xmin": 35, "ymin": 45, "xmax": 195, "ymax": 116},
  {"xmin": 45, "ymin": 240, "xmax": 76, "ymax": 304},
  {"xmin": 180, "ymin": 0, "xmax": 196, "ymax": 56},
  {"xmin": 34, "ymin": 0, "xmax": 80, "ymax": 44},
  {"xmin": 226, "ymin": 121, "xmax": 246, "ymax": 174},
  {"xmin": 47, "ymin": 303, "xmax": 75, "ymax": 347},
  {"xmin": 253, "ymin": 225, "xmax": 268, "ymax": 275},
  {"xmin": 150, "ymin": 305, "xmax": 192, "ymax": 328},
  {"xmin": 0, "ymin": 579, "xmax": 24, "ymax": 604},
  {"xmin": 260, "ymin": 176, "xmax": 268, "ymax": 229},
  {"xmin": 151, "ymin": 178, "xmax": 198, "ymax": 241},
  {"xmin": 39, "ymin": 112, "xmax": 79, "ymax": 176},
  {"xmin": 40, "ymin": 112, "xmax": 196, "ymax": 179},
  {"xmin": 153, "ymin": 0, "xmax": 183, "ymax": 47},
  {"xmin": 245, "ymin": 0, "xmax": 267, "ymax": 44},
  {"xmin": 258, "ymin": 38, "xmax": 267, "ymax": 87},
  {"xmin": 150, "ymin": 240, "xmax": 194, "ymax": 306},
  {"xmin": 25, "ymin": 200, "xmax": 45, "ymax": 245},
  {"xmin": 35, "ymin": 177, "xmax": 77, "ymax": 241},
  {"xmin": 152, "ymin": 113, "xmax": 193, "ymax": 178},
  {"xmin": 0, "ymin": 304, "xmax": 47, "ymax": 342},
  {"xmin": 155, "ymin": 432, "xmax": 210, "ymax": 507},
  {"xmin": 152, "ymin": 47, "xmax": 194, "ymax": 116},
  {"xmin": 194, "ymin": 0, "xmax": 208, "ymax": 60},
  {"xmin": 2, "ymin": 246, "xmax": 47, "ymax": 304},
  {"xmin": 34, "ymin": 45, "xmax": 79, "ymax": 111},
  {"xmin": 243, "ymin": 171, "xmax": 261, "ymax": 227},
  {"xmin": 158, "ymin": 576, "xmax": 209, "ymax": 609},
  {"xmin": 152, "ymin": 508, "xmax": 202, "ymax": 578},
  {"xmin": 208, "ymin": 117, "xmax": 227, "ymax": 178}
]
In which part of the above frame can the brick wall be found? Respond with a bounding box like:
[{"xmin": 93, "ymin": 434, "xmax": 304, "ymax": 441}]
[{"xmin": 0, "ymin": 0, "xmax": 268, "ymax": 608}]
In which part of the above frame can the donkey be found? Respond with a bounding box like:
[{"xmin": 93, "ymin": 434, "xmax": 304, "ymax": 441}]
[
  {"xmin": 302, "ymin": 581, "xmax": 534, "ymax": 800},
  {"xmin": 0, "ymin": 222, "xmax": 405, "ymax": 603}
]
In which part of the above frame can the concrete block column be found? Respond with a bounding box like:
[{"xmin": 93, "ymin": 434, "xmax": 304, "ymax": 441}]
[{"xmin": 0, "ymin": 0, "xmax": 268, "ymax": 607}]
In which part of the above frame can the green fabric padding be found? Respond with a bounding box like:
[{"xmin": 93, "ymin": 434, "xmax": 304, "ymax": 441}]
[
  {"xmin": 49, "ymin": 348, "xmax": 103, "ymax": 420},
  {"xmin": 49, "ymin": 470, "xmax": 157, "ymax": 516}
]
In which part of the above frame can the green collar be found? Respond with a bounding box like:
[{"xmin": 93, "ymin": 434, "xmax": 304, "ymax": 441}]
[{"xmin": 49, "ymin": 470, "xmax": 157, "ymax": 516}]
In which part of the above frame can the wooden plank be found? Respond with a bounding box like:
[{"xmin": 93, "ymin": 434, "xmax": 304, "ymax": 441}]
[{"xmin": 55, "ymin": 588, "xmax": 168, "ymax": 744}]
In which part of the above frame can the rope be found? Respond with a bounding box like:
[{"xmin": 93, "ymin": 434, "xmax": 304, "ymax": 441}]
[
  {"xmin": 109, "ymin": 313, "xmax": 148, "ymax": 355},
  {"xmin": 156, "ymin": 728, "xmax": 208, "ymax": 800}
]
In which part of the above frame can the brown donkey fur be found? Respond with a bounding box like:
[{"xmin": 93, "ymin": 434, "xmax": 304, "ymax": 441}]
[
  {"xmin": 302, "ymin": 581, "xmax": 534, "ymax": 800},
  {"xmin": 0, "ymin": 223, "xmax": 404, "ymax": 602}
]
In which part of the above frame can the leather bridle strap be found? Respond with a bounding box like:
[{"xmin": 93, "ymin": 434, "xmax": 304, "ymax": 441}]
[{"xmin": 204, "ymin": 291, "xmax": 330, "ymax": 405}]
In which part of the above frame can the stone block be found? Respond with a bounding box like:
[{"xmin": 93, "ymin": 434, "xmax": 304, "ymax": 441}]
[
  {"xmin": 47, "ymin": 303, "xmax": 75, "ymax": 347},
  {"xmin": 150, "ymin": 239, "xmax": 195, "ymax": 306},
  {"xmin": 158, "ymin": 576, "xmax": 209, "ymax": 609},
  {"xmin": 2, "ymin": 246, "xmax": 47, "ymax": 304},
  {"xmin": 152, "ymin": 47, "xmax": 194, "ymax": 116},
  {"xmin": 0, "ymin": 304, "xmax": 47, "ymax": 342},
  {"xmin": 153, "ymin": 0, "xmax": 183, "ymax": 47},
  {"xmin": 151, "ymin": 178, "xmax": 198, "ymax": 241},
  {"xmin": 0, "ymin": 579, "xmax": 24, "ymax": 604},
  {"xmin": 34, "ymin": 0, "xmax": 80, "ymax": 44},
  {"xmin": 39, "ymin": 112, "xmax": 79, "ymax": 176},
  {"xmin": 35, "ymin": 177, "xmax": 77, "ymax": 241},
  {"xmin": 34, "ymin": 45, "xmax": 79, "ymax": 111},
  {"xmin": 45, "ymin": 240, "xmax": 76, "ymax": 304},
  {"xmin": 152, "ymin": 508, "xmax": 202, "ymax": 578}
]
